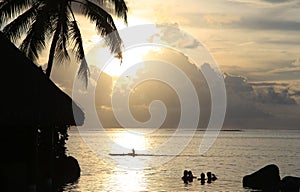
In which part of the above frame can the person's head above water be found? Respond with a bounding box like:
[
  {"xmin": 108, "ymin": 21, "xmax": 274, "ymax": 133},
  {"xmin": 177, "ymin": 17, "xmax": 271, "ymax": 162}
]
[{"xmin": 183, "ymin": 170, "xmax": 188, "ymax": 176}]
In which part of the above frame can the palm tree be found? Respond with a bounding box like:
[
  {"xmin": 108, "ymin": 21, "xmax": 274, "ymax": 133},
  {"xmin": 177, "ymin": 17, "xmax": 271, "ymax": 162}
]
[
  {"xmin": 1, "ymin": 1, "xmax": 127, "ymax": 186},
  {"xmin": 0, "ymin": 0, "xmax": 128, "ymax": 86}
]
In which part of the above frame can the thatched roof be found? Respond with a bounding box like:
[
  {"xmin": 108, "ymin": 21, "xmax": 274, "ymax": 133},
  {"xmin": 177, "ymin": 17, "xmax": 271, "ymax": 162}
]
[{"xmin": 0, "ymin": 32, "xmax": 84, "ymax": 127}]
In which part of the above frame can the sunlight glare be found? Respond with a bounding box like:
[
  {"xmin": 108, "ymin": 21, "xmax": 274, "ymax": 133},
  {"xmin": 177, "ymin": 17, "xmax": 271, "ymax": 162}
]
[
  {"xmin": 103, "ymin": 46, "xmax": 158, "ymax": 77},
  {"xmin": 109, "ymin": 168, "xmax": 147, "ymax": 192},
  {"xmin": 112, "ymin": 130, "xmax": 147, "ymax": 151}
]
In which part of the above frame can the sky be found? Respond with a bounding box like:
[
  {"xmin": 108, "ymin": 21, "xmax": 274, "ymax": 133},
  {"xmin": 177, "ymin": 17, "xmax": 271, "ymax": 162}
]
[
  {"xmin": 124, "ymin": 0, "xmax": 300, "ymax": 79},
  {"xmin": 73, "ymin": 0, "xmax": 300, "ymax": 84},
  {"xmin": 50, "ymin": 0, "xmax": 300, "ymax": 129}
]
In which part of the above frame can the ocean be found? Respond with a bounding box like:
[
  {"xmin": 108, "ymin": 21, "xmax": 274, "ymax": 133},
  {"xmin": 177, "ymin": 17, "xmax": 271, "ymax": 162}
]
[{"xmin": 61, "ymin": 128, "xmax": 300, "ymax": 192}]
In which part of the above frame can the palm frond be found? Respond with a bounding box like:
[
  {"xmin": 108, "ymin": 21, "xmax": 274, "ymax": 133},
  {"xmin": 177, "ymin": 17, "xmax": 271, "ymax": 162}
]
[
  {"xmin": 89, "ymin": 0, "xmax": 128, "ymax": 23},
  {"xmin": 69, "ymin": 21, "xmax": 84, "ymax": 61},
  {"xmin": 20, "ymin": 4, "xmax": 52, "ymax": 62},
  {"xmin": 69, "ymin": 20, "xmax": 90, "ymax": 87},
  {"xmin": 2, "ymin": 5, "xmax": 37, "ymax": 43},
  {"xmin": 54, "ymin": 3, "xmax": 71, "ymax": 65},
  {"xmin": 0, "ymin": 0, "xmax": 34, "ymax": 27},
  {"xmin": 81, "ymin": 0, "xmax": 123, "ymax": 54},
  {"xmin": 78, "ymin": 57, "xmax": 90, "ymax": 88},
  {"xmin": 109, "ymin": 0, "xmax": 128, "ymax": 23}
]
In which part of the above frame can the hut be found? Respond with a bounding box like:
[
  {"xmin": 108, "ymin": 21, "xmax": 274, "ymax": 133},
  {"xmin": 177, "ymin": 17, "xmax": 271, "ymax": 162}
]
[{"xmin": 0, "ymin": 32, "xmax": 85, "ymax": 191}]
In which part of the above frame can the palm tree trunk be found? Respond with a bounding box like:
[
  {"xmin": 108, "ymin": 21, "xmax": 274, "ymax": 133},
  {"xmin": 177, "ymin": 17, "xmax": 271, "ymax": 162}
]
[
  {"xmin": 44, "ymin": 27, "xmax": 61, "ymax": 190},
  {"xmin": 46, "ymin": 28, "xmax": 60, "ymax": 78}
]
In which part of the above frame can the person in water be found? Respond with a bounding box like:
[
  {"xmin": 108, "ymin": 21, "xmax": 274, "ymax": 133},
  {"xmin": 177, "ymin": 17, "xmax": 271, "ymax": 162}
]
[
  {"xmin": 211, "ymin": 173, "xmax": 217, "ymax": 181},
  {"xmin": 188, "ymin": 170, "xmax": 196, "ymax": 182},
  {"xmin": 182, "ymin": 170, "xmax": 189, "ymax": 184},
  {"xmin": 207, "ymin": 172, "xmax": 218, "ymax": 183},
  {"xmin": 198, "ymin": 172, "xmax": 206, "ymax": 185},
  {"xmin": 207, "ymin": 172, "xmax": 212, "ymax": 183}
]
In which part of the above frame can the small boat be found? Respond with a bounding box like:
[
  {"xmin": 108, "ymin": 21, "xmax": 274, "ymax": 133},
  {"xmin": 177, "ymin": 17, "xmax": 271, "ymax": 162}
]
[
  {"xmin": 109, "ymin": 148, "xmax": 140, "ymax": 157},
  {"xmin": 108, "ymin": 153, "xmax": 158, "ymax": 157},
  {"xmin": 108, "ymin": 153, "xmax": 175, "ymax": 157},
  {"xmin": 109, "ymin": 153, "xmax": 137, "ymax": 157}
]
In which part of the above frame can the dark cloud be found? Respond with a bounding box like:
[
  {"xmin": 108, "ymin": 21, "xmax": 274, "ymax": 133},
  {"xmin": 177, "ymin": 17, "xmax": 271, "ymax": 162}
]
[
  {"xmin": 250, "ymin": 82, "xmax": 289, "ymax": 87},
  {"xmin": 272, "ymin": 69, "xmax": 300, "ymax": 75},
  {"xmin": 51, "ymin": 47, "xmax": 300, "ymax": 129},
  {"xmin": 223, "ymin": 73, "xmax": 300, "ymax": 128},
  {"xmin": 224, "ymin": 73, "xmax": 270, "ymax": 119},
  {"xmin": 255, "ymin": 87, "xmax": 297, "ymax": 105},
  {"xmin": 262, "ymin": 0, "xmax": 293, "ymax": 3},
  {"xmin": 222, "ymin": 58, "xmax": 300, "ymax": 82},
  {"xmin": 290, "ymin": 90, "xmax": 300, "ymax": 96},
  {"xmin": 257, "ymin": 39, "xmax": 300, "ymax": 46},
  {"xmin": 123, "ymin": 51, "xmax": 282, "ymax": 128},
  {"xmin": 225, "ymin": 73, "xmax": 254, "ymax": 92},
  {"xmin": 224, "ymin": 73, "xmax": 297, "ymax": 105},
  {"xmin": 230, "ymin": 17, "xmax": 300, "ymax": 31},
  {"xmin": 182, "ymin": 10, "xmax": 300, "ymax": 32}
]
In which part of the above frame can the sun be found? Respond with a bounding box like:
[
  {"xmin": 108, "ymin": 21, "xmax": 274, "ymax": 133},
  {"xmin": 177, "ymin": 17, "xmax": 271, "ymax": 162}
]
[
  {"xmin": 85, "ymin": 16, "xmax": 161, "ymax": 78},
  {"xmin": 85, "ymin": 43, "xmax": 157, "ymax": 79},
  {"xmin": 102, "ymin": 46, "xmax": 152, "ymax": 77}
]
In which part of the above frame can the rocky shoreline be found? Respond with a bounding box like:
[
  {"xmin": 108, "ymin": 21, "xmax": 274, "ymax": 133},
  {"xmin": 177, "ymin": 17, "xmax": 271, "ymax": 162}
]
[{"xmin": 243, "ymin": 164, "xmax": 300, "ymax": 192}]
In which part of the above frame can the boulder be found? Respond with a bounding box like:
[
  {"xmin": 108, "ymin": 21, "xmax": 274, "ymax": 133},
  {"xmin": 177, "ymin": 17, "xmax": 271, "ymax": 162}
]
[
  {"xmin": 53, "ymin": 156, "xmax": 81, "ymax": 186},
  {"xmin": 242, "ymin": 164, "xmax": 281, "ymax": 191},
  {"xmin": 280, "ymin": 176, "xmax": 300, "ymax": 192}
]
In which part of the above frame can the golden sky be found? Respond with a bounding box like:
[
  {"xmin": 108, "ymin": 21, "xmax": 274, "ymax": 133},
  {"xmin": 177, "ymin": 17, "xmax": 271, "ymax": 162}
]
[
  {"xmin": 47, "ymin": 0, "xmax": 300, "ymax": 129},
  {"xmin": 76, "ymin": 0, "xmax": 300, "ymax": 82}
]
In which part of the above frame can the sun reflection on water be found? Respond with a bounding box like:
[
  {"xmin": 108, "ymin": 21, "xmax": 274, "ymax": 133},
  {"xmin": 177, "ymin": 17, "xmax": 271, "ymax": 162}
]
[
  {"xmin": 108, "ymin": 129, "xmax": 151, "ymax": 169},
  {"xmin": 109, "ymin": 168, "xmax": 147, "ymax": 192},
  {"xmin": 111, "ymin": 130, "xmax": 148, "ymax": 151}
]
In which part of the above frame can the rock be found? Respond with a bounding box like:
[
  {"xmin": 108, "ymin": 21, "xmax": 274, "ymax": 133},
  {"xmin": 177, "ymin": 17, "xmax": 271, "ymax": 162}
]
[
  {"xmin": 242, "ymin": 164, "xmax": 281, "ymax": 191},
  {"xmin": 53, "ymin": 156, "xmax": 81, "ymax": 186},
  {"xmin": 280, "ymin": 176, "xmax": 300, "ymax": 192},
  {"xmin": 65, "ymin": 156, "xmax": 81, "ymax": 183}
]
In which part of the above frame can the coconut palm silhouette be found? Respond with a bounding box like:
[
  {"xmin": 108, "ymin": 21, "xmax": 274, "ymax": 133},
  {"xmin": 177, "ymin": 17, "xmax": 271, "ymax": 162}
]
[
  {"xmin": 0, "ymin": 0, "xmax": 128, "ymax": 86},
  {"xmin": 0, "ymin": 1, "xmax": 128, "ymax": 190}
]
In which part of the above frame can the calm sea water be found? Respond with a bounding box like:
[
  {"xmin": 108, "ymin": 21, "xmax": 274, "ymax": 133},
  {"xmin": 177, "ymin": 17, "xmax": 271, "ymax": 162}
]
[{"xmin": 62, "ymin": 128, "xmax": 300, "ymax": 192}]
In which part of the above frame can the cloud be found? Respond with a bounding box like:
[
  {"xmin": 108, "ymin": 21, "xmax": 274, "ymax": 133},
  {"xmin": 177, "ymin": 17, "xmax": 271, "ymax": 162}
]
[
  {"xmin": 224, "ymin": 73, "xmax": 297, "ymax": 105},
  {"xmin": 203, "ymin": 14, "xmax": 241, "ymax": 26},
  {"xmin": 262, "ymin": 0, "xmax": 293, "ymax": 3},
  {"xmin": 255, "ymin": 87, "xmax": 297, "ymax": 105},
  {"xmin": 234, "ymin": 17, "xmax": 300, "ymax": 31},
  {"xmin": 223, "ymin": 73, "xmax": 300, "ymax": 128},
  {"xmin": 228, "ymin": 0, "xmax": 294, "ymax": 5},
  {"xmin": 250, "ymin": 82, "xmax": 289, "ymax": 87},
  {"xmin": 116, "ymin": 49, "xmax": 296, "ymax": 128},
  {"xmin": 290, "ymin": 90, "xmax": 300, "ymax": 97},
  {"xmin": 224, "ymin": 73, "xmax": 254, "ymax": 93},
  {"xmin": 291, "ymin": 58, "xmax": 300, "ymax": 67},
  {"xmin": 221, "ymin": 57, "xmax": 300, "ymax": 82},
  {"xmin": 150, "ymin": 23, "xmax": 200, "ymax": 49},
  {"xmin": 263, "ymin": 59, "xmax": 300, "ymax": 80},
  {"xmin": 50, "ymin": 37, "xmax": 300, "ymax": 129},
  {"xmin": 257, "ymin": 38, "xmax": 300, "ymax": 46},
  {"xmin": 224, "ymin": 73, "xmax": 270, "ymax": 119}
]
